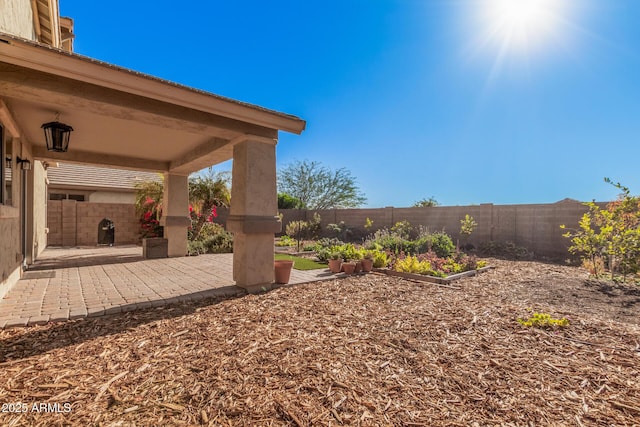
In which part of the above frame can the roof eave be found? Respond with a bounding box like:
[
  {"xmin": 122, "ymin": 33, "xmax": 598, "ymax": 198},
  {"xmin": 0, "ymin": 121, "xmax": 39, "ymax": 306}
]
[{"xmin": 0, "ymin": 33, "xmax": 306, "ymax": 135}]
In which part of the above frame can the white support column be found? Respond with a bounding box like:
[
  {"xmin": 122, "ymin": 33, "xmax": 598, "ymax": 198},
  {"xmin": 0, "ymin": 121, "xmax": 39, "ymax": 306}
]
[
  {"xmin": 160, "ymin": 173, "xmax": 189, "ymax": 257},
  {"xmin": 227, "ymin": 135, "xmax": 280, "ymax": 293}
]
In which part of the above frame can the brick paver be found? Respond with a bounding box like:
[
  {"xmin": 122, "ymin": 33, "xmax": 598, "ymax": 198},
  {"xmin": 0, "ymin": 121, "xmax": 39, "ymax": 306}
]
[{"xmin": 0, "ymin": 246, "xmax": 339, "ymax": 329}]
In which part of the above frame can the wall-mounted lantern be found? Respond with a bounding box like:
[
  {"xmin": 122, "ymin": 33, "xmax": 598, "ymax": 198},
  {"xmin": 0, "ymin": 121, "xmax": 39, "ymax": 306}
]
[
  {"xmin": 16, "ymin": 156, "xmax": 31, "ymax": 170},
  {"xmin": 42, "ymin": 113, "xmax": 73, "ymax": 153}
]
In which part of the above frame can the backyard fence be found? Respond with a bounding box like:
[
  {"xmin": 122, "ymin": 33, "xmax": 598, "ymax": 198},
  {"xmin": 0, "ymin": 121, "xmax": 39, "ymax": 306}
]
[
  {"xmin": 218, "ymin": 199, "xmax": 603, "ymax": 259},
  {"xmin": 47, "ymin": 200, "xmax": 139, "ymax": 247},
  {"xmin": 47, "ymin": 198, "xmax": 604, "ymax": 259}
]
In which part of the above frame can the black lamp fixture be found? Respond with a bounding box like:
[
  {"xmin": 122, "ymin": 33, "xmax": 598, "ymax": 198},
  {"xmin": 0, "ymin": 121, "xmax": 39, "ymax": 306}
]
[
  {"xmin": 16, "ymin": 156, "xmax": 31, "ymax": 170},
  {"xmin": 42, "ymin": 112, "xmax": 73, "ymax": 153}
]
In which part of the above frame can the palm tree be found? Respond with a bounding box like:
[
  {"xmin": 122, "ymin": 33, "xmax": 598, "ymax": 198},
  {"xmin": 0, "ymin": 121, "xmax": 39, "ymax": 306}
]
[{"xmin": 188, "ymin": 168, "xmax": 231, "ymax": 241}]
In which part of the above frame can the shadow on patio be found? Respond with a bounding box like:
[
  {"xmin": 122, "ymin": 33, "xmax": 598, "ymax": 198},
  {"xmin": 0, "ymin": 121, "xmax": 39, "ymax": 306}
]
[{"xmin": 0, "ymin": 246, "xmax": 337, "ymax": 330}]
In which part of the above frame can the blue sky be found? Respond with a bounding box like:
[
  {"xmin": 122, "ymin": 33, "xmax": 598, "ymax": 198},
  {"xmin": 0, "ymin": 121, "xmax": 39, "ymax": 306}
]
[{"xmin": 60, "ymin": 0, "xmax": 640, "ymax": 207}]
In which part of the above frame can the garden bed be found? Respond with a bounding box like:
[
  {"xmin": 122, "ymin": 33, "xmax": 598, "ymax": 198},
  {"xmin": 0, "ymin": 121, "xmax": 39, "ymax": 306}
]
[{"xmin": 374, "ymin": 265, "xmax": 494, "ymax": 284}]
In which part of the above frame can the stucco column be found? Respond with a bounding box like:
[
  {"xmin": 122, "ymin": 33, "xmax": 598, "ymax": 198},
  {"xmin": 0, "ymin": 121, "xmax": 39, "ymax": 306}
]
[
  {"xmin": 227, "ymin": 135, "xmax": 281, "ymax": 293},
  {"xmin": 160, "ymin": 173, "xmax": 189, "ymax": 257}
]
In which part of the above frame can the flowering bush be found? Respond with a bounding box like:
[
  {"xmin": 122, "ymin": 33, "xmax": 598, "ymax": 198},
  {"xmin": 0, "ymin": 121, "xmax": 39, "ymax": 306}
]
[
  {"xmin": 188, "ymin": 204, "xmax": 219, "ymax": 241},
  {"xmin": 186, "ymin": 204, "xmax": 232, "ymax": 255},
  {"xmin": 139, "ymin": 196, "xmax": 163, "ymax": 238}
]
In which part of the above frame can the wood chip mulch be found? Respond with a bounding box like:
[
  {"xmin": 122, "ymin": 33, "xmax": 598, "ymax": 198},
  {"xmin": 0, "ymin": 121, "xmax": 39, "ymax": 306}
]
[{"xmin": 1, "ymin": 261, "xmax": 639, "ymax": 426}]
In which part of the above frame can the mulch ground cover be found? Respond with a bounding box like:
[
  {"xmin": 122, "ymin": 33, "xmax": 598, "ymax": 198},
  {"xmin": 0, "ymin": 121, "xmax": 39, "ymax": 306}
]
[{"xmin": 0, "ymin": 259, "xmax": 639, "ymax": 426}]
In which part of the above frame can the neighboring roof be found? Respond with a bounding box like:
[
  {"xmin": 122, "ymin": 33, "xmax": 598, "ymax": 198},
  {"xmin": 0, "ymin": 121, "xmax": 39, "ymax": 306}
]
[
  {"xmin": 47, "ymin": 163, "xmax": 161, "ymax": 191},
  {"xmin": 555, "ymin": 198, "xmax": 579, "ymax": 203}
]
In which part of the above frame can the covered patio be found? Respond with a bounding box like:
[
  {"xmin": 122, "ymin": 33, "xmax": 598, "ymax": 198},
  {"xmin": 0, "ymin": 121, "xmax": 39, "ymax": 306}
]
[
  {"xmin": 0, "ymin": 246, "xmax": 334, "ymax": 329},
  {"xmin": 0, "ymin": 33, "xmax": 305, "ymax": 293}
]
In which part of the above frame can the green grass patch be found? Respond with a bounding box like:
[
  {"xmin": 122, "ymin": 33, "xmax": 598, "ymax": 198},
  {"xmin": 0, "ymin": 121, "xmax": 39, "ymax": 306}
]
[{"xmin": 274, "ymin": 253, "xmax": 326, "ymax": 270}]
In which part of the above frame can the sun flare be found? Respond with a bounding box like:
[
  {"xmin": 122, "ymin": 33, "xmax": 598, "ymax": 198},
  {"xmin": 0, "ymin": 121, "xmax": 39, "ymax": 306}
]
[{"xmin": 481, "ymin": 0, "xmax": 566, "ymax": 51}]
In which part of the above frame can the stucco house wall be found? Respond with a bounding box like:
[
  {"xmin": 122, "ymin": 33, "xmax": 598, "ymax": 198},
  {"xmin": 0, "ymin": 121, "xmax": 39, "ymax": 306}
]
[
  {"xmin": 31, "ymin": 161, "xmax": 48, "ymax": 259},
  {"xmin": 0, "ymin": 0, "xmax": 35, "ymax": 41},
  {"xmin": 0, "ymin": 209, "xmax": 21, "ymax": 298},
  {"xmin": 0, "ymin": 131, "xmax": 33, "ymax": 298},
  {"xmin": 0, "ymin": 0, "xmax": 55, "ymax": 295}
]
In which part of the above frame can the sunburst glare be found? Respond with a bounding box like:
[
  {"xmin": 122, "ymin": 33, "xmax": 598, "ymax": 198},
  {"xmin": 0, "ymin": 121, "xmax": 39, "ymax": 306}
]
[{"xmin": 475, "ymin": 0, "xmax": 571, "ymax": 56}]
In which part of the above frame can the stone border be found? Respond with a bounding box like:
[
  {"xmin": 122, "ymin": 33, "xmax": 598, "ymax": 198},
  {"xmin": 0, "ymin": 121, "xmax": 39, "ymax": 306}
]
[{"xmin": 372, "ymin": 266, "xmax": 494, "ymax": 285}]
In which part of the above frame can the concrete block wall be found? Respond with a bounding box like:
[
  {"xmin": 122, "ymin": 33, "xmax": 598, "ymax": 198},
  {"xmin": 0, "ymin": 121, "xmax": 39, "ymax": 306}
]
[
  {"xmin": 47, "ymin": 200, "xmax": 139, "ymax": 247},
  {"xmin": 214, "ymin": 200, "xmax": 599, "ymax": 258},
  {"xmin": 47, "ymin": 201, "xmax": 63, "ymax": 246}
]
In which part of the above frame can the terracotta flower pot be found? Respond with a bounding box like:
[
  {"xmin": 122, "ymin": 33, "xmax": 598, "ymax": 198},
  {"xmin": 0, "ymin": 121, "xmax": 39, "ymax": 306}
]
[
  {"xmin": 354, "ymin": 260, "xmax": 363, "ymax": 273},
  {"xmin": 361, "ymin": 258, "xmax": 373, "ymax": 272},
  {"xmin": 328, "ymin": 258, "xmax": 342, "ymax": 273},
  {"xmin": 341, "ymin": 262, "xmax": 356, "ymax": 275},
  {"xmin": 274, "ymin": 260, "xmax": 294, "ymax": 284}
]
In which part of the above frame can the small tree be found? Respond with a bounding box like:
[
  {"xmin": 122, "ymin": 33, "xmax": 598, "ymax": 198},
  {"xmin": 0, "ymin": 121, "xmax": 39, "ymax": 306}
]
[
  {"xmin": 188, "ymin": 168, "xmax": 231, "ymax": 241},
  {"xmin": 391, "ymin": 220, "xmax": 413, "ymax": 240},
  {"xmin": 278, "ymin": 160, "xmax": 366, "ymax": 209},
  {"xmin": 413, "ymin": 197, "xmax": 439, "ymax": 207},
  {"xmin": 327, "ymin": 221, "xmax": 353, "ymax": 241},
  {"xmin": 285, "ymin": 213, "xmax": 321, "ymax": 251},
  {"xmin": 278, "ymin": 193, "xmax": 304, "ymax": 209},
  {"xmin": 459, "ymin": 214, "xmax": 478, "ymax": 250},
  {"xmin": 561, "ymin": 178, "xmax": 640, "ymax": 281}
]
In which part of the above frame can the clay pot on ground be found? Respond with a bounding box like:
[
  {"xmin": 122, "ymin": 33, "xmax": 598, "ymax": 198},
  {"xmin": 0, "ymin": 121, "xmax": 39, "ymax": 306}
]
[
  {"xmin": 328, "ymin": 258, "xmax": 342, "ymax": 273},
  {"xmin": 354, "ymin": 260, "xmax": 363, "ymax": 273},
  {"xmin": 274, "ymin": 260, "xmax": 295, "ymax": 284},
  {"xmin": 361, "ymin": 258, "xmax": 373, "ymax": 272},
  {"xmin": 341, "ymin": 262, "xmax": 356, "ymax": 275}
]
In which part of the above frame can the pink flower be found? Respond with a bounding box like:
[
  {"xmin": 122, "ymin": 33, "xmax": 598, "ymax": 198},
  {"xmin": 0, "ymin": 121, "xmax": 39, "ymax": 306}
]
[
  {"xmin": 143, "ymin": 211, "xmax": 152, "ymax": 221},
  {"xmin": 212, "ymin": 206, "xmax": 218, "ymax": 218},
  {"xmin": 145, "ymin": 196, "xmax": 154, "ymax": 205}
]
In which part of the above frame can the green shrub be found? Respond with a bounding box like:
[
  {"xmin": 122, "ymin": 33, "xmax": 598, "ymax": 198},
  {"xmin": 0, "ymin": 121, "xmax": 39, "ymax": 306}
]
[
  {"xmin": 285, "ymin": 213, "xmax": 321, "ymax": 251},
  {"xmin": 518, "ymin": 312, "xmax": 569, "ymax": 328},
  {"xmin": 196, "ymin": 222, "xmax": 226, "ymax": 241},
  {"xmin": 187, "ymin": 240, "xmax": 205, "ymax": 256},
  {"xmin": 561, "ymin": 178, "xmax": 640, "ymax": 282},
  {"xmin": 314, "ymin": 237, "xmax": 344, "ymax": 249},
  {"xmin": 413, "ymin": 235, "xmax": 432, "ymax": 254},
  {"xmin": 326, "ymin": 221, "xmax": 354, "ymax": 241},
  {"xmin": 316, "ymin": 243, "xmax": 361, "ymax": 262},
  {"xmin": 276, "ymin": 235, "xmax": 296, "ymax": 247},
  {"xmin": 370, "ymin": 250, "xmax": 389, "ymax": 268},
  {"xmin": 391, "ymin": 220, "xmax": 413, "ymax": 239},
  {"xmin": 394, "ymin": 255, "xmax": 441, "ymax": 276},
  {"xmin": 202, "ymin": 231, "xmax": 233, "ymax": 253},
  {"xmin": 430, "ymin": 232, "xmax": 455, "ymax": 258}
]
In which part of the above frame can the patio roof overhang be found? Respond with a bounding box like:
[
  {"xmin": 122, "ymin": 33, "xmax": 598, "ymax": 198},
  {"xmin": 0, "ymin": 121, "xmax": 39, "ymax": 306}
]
[{"xmin": 0, "ymin": 33, "xmax": 306, "ymax": 174}]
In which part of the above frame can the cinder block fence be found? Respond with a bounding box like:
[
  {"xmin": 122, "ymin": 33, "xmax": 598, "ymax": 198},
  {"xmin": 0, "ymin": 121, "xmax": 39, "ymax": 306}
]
[
  {"xmin": 47, "ymin": 198, "xmax": 604, "ymax": 259},
  {"xmin": 47, "ymin": 200, "xmax": 139, "ymax": 247},
  {"xmin": 218, "ymin": 199, "xmax": 603, "ymax": 259}
]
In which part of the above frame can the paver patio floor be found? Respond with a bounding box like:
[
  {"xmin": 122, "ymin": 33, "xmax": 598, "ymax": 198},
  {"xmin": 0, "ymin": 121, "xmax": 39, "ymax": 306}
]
[{"xmin": 0, "ymin": 246, "xmax": 336, "ymax": 329}]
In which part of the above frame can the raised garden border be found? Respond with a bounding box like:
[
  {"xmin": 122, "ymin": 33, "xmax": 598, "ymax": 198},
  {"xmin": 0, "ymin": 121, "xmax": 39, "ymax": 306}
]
[{"xmin": 373, "ymin": 266, "xmax": 494, "ymax": 285}]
